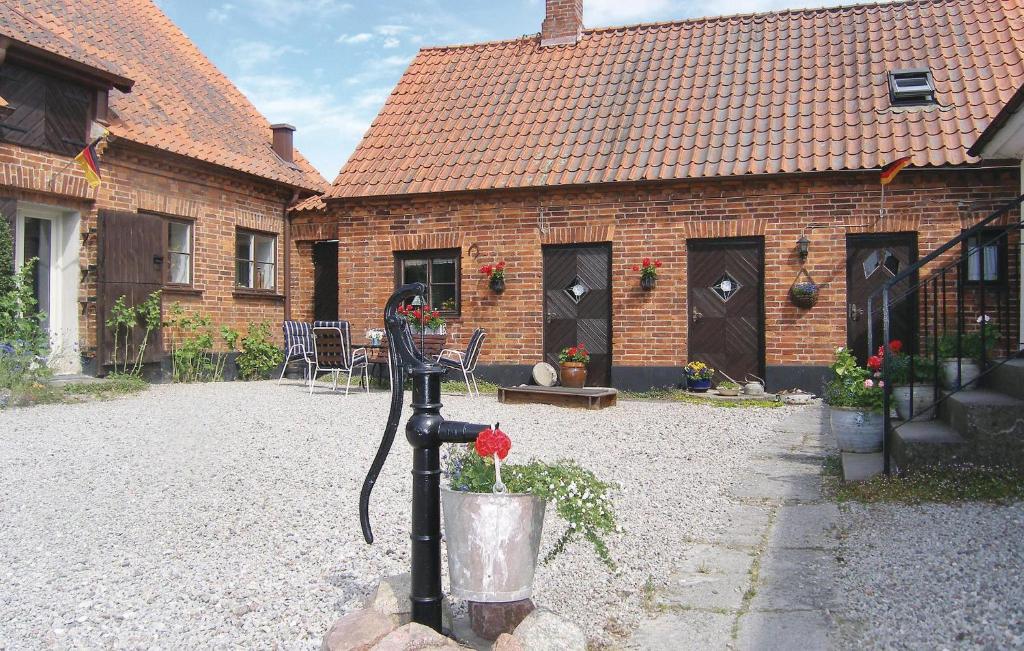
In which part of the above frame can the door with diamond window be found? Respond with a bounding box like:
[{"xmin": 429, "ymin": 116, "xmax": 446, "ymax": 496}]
[
  {"xmin": 846, "ymin": 233, "xmax": 917, "ymax": 364},
  {"xmin": 687, "ymin": 238, "xmax": 764, "ymax": 383},
  {"xmin": 543, "ymin": 244, "xmax": 612, "ymax": 386}
]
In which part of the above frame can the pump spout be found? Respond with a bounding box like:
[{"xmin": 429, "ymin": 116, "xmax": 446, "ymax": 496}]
[{"xmin": 439, "ymin": 420, "xmax": 489, "ymax": 444}]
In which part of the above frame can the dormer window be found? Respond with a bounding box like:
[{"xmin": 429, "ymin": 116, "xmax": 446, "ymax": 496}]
[{"xmin": 889, "ymin": 68, "xmax": 936, "ymax": 106}]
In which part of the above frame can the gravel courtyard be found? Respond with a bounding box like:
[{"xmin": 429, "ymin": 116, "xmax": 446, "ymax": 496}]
[{"xmin": 0, "ymin": 381, "xmax": 798, "ymax": 649}]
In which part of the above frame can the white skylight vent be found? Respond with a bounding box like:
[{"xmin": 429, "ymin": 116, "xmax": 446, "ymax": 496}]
[{"xmin": 889, "ymin": 68, "xmax": 936, "ymax": 106}]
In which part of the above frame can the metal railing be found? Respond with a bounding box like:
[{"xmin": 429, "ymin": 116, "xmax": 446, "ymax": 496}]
[{"xmin": 869, "ymin": 194, "xmax": 1024, "ymax": 474}]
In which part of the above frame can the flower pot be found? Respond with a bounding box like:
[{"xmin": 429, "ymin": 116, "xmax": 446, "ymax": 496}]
[
  {"xmin": 560, "ymin": 362, "xmax": 587, "ymax": 388},
  {"xmin": 717, "ymin": 386, "xmax": 741, "ymax": 396},
  {"xmin": 941, "ymin": 359, "xmax": 981, "ymax": 391},
  {"xmin": 640, "ymin": 275, "xmax": 656, "ymax": 291},
  {"xmin": 687, "ymin": 377, "xmax": 712, "ymax": 392},
  {"xmin": 442, "ymin": 488, "xmax": 546, "ymax": 602},
  {"xmin": 891, "ymin": 384, "xmax": 937, "ymax": 421},
  {"xmin": 789, "ymin": 284, "xmax": 819, "ymax": 309},
  {"xmin": 489, "ymin": 276, "xmax": 506, "ymax": 294},
  {"xmin": 415, "ymin": 325, "xmax": 447, "ymax": 336},
  {"xmin": 830, "ymin": 406, "xmax": 884, "ymax": 453}
]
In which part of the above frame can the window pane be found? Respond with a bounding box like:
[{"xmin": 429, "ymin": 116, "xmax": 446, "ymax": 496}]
[
  {"xmin": 254, "ymin": 235, "xmax": 275, "ymax": 265},
  {"xmin": 432, "ymin": 258, "xmax": 456, "ymax": 283},
  {"xmin": 983, "ymin": 244, "xmax": 998, "ymax": 281},
  {"xmin": 432, "ymin": 284, "xmax": 456, "ymax": 311},
  {"xmin": 169, "ymin": 222, "xmax": 191, "ymax": 254},
  {"xmin": 967, "ymin": 238, "xmax": 981, "ymax": 281},
  {"xmin": 255, "ymin": 262, "xmax": 275, "ymax": 290},
  {"xmin": 236, "ymin": 233, "xmax": 252, "ymax": 261},
  {"xmin": 236, "ymin": 260, "xmax": 251, "ymax": 288},
  {"xmin": 169, "ymin": 252, "xmax": 190, "ymax": 284},
  {"xmin": 402, "ymin": 259, "xmax": 428, "ymax": 284}
]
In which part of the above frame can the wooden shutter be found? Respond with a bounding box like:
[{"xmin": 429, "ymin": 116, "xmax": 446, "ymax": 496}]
[
  {"xmin": 45, "ymin": 76, "xmax": 89, "ymax": 156},
  {"xmin": 0, "ymin": 65, "xmax": 46, "ymax": 149},
  {"xmin": 96, "ymin": 210, "xmax": 165, "ymax": 368}
]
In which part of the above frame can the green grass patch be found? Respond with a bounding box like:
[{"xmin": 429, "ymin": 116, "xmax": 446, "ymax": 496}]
[
  {"xmin": 822, "ymin": 454, "xmax": 1024, "ymax": 504},
  {"xmin": 440, "ymin": 379, "xmax": 500, "ymax": 395},
  {"xmin": 620, "ymin": 388, "xmax": 783, "ymax": 408},
  {"xmin": 62, "ymin": 374, "xmax": 148, "ymax": 399}
]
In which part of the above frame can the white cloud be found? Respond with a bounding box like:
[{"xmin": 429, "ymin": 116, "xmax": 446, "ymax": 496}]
[
  {"xmin": 234, "ymin": 0, "xmax": 353, "ymax": 26},
  {"xmin": 206, "ymin": 3, "xmax": 234, "ymax": 23},
  {"xmin": 228, "ymin": 41, "xmax": 303, "ymax": 71},
  {"xmin": 382, "ymin": 37, "xmax": 400, "ymax": 48},
  {"xmin": 375, "ymin": 24, "xmax": 410, "ymax": 36},
  {"xmin": 337, "ymin": 32, "xmax": 374, "ymax": 44}
]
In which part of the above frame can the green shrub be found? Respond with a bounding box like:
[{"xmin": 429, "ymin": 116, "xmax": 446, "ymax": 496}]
[
  {"xmin": 0, "ymin": 218, "xmax": 49, "ymax": 390},
  {"xmin": 236, "ymin": 321, "xmax": 283, "ymax": 380},
  {"xmin": 824, "ymin": 346, "xmax": 883, "ymax": 413}
]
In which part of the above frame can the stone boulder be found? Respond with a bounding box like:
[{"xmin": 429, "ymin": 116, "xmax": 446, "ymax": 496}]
[
  {"xmin": 511, "ymin": 608, "xmax": 586, "ymax": 651},
  {"xmin": 322, "ymin": 609, "xmax": 397, "ymax": 651},
  {"xmin": 370, "ymin": 622, "xmax": 465, "ymax": 650},
  {"xmin": 492, "ymin": 633, "xmax": 524, "ymax": 651},
  {"xmin": 364, "ymin": 573, "xmax": 452, "ymax": 630}
]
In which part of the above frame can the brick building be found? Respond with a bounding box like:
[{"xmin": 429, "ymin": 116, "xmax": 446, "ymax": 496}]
[
  {"xmin": 0, "ymin": 1, "xmax": 325, "ymax": 374},
  {"xmin": 297, "ymin": 0, "xmax": 1022, "ymax": 391}
]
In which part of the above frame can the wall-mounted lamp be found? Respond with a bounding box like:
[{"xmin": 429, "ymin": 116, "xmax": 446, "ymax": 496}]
[{"xmin": 796, "ymin": 234, "xmax": 810, "ymax": 261}]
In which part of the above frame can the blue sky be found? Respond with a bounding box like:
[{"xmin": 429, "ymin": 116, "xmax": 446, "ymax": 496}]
[{"xmin": 155, "ymin": 0, "xmax": 882, "ymax": 180}]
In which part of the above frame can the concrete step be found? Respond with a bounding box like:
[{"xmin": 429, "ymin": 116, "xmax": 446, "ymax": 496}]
[
  {"xmin": 941, "ymin": 389, "xmax": 1024, "ymax": 469},
  {"xmin": 890, "ymin": 421, "xmax": 970, "ymax": 473},
  {"xmin": 985, "ymin": 358, "xmax": 1024, "ymax": 401}
]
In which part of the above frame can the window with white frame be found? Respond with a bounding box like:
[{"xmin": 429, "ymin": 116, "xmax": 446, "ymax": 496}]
[
  {"xmin": 166, "ymin": 219, "xmax": 192, "ymax": 286},
  {"xmin": 235, "ymin": 230, "xmax": 276, "ymax": 290}
]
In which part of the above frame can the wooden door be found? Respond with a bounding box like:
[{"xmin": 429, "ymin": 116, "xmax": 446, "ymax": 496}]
[
  {"xmin": 313, "ymin": 240, "xmax": 339, "ymax": 322},
  {"xmin": 543, "ymin": 244, "xmax": 612, "ymax": 386},
  {"xmin": 687, "ymin": 238, "xmax": 765, "ymax": 383},
  {"xmin": 846, "ymin": 233, "xmax": 917, "ymax": 363},
  {"xmin": 96, "ymin": 210, "xmax": 165, "ymax": 368}
]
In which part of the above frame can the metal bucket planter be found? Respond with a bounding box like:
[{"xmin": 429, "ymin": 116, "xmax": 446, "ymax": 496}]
[
  {"xmin": 941, "ymin": 359, "xmax": 981, "ymax": 391},
  {"xmin": 891, "ymin": 385, "xmax": 937, "ymax": 421},
  {"xmin": 830, "ymin": 406, "xmax": 884, "ymax": 453},
  {"xmin": 442, "ymin": 488, "xmax": 546, "ymax": 602}
]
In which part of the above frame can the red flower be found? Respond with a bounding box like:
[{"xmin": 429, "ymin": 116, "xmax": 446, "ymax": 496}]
[
  {"xmin": 568, "ymin": 347, "xmax": 577, "ymax": 356},
  {"xmin": 654, "ymin": 260, "xmax": 662, "ymax": 268},
  {"xmin": 577, "ymin": 342, "xmax": 586, "ymax": 349},
  {"xmin": 496, "ymin": 261, "xmax": 506, "ymax": 270},
  {"xmin": 888, "ymin": 339, "xmax": 903, "ymax": 354},
  {"xmin": 480, "ymin": 265, "xmax": 492, "ymax": 275},
  {"xmin": 632, "ymin": 265, "xmax": 640, "ymax": 272},
  {"xmin": 432, "ymin": 310, "xmax": 440, "ymax": 318},
  {"xmin": 413, "ymin": 309, "xmax": 422, "ymax": 319},
  {"xmin": 475, "ymin": 426, "xmax": 511, "ymax": 460},
  {"xmin": 867, "ymin": 355, "xmax": 883, "ymax": 371},
  {"xmin": 642, "ymin": 257, "xmax": 651, "ymax": 267}
]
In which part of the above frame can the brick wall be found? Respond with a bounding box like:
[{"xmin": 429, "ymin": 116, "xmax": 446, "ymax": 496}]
[
  {"xmin": 293, "ymin": 168, "xmax": 1020, "ymax": 378},
  {"xmin": 0, "ymin": 137, "xmax": 295, "ymax": 364},
  {"xmin": 541, "ymin": 0, "xmax": 583, "ymax": 45}
]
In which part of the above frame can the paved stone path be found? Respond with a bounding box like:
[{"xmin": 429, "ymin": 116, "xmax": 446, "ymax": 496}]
[{"xmin": 631, "ymin": 406, "xmax": 842, "ymax": 650}]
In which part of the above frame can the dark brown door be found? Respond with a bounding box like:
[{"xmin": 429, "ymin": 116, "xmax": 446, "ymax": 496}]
[
  {"xmin": 313, "ymin": 240, "xmax": 339, "ymax": 321},
  {"xmin": 846, "ymin": 233, "xmax": 917, "ymax": 363},
  {"xmin": 543, "ymin": 244, "xmax": 612, "ymax": 386},
  {"xmin": 687, "ymin": 238, "xmax": 765, "ymax": 383},
  {"xmin": 96, "ymin": 210, "xmax": 165, "ymax": 368}
]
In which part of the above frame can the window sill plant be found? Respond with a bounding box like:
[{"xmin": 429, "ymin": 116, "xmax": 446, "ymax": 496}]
[
  {"xmin": 684, "ymin": 361, "xmax": 714, "ymax": 392},
  {"xmin": 826, "ymin": 346, "xmax": 884, "ymax": 453},
  {"xmin": 633, "ymin": 257, "xmax": 661, "ymax": 291},
  {"xmin": 442, "ymin": 426, "xmax": 617, "ymax": 602},
  {"xmin": 558, "ymin": 343, "xmax": 589, "ymax": 388},
  {"xmin": 480, "ymin": 261, "xmax": 507, "ymax": 294},
  {"xmin": 397, "ymin": 303, "xmax": 447, "ymax": 335}
]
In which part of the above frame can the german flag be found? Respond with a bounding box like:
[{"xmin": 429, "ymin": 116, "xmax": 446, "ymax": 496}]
[
  {"xmin": 880, "ymin": 156, "xmax": 912, "ymax": 185},
  {"xmin": 74, "ymin": 138, "xmax": 103, "ymax": 188}
]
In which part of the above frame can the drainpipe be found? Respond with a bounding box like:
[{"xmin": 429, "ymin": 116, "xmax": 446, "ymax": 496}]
[{"xmin": 284, "ymin": 190, "xmax": 300, "ymax": 321}]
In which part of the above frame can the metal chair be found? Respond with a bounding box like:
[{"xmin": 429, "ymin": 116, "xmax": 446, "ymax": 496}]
[
  {"xmin": 436, "ymin": 328, "xmax": 486, "ymax": 396},
  {"xmin": 309, "ymin": 324, "xmax": 368, "ymax": 395},
  {"xmin": 279, "ymin": 320, "xmax": 312, "ymax": 383}
]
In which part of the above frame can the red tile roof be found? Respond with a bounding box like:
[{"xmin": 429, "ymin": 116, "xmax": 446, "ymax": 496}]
[
  {"xmin": 327, "ymin": 0, "xmax": 1024, "ymax": 200},
  {"xmin": 1, "ymin": 1, "xmax": 326, "ymax": 192}
]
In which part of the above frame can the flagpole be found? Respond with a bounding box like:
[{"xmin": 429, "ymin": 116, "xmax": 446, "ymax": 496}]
[{"xmin": 880, "ymin": 181, "xmax": 885, "ymax": 220}]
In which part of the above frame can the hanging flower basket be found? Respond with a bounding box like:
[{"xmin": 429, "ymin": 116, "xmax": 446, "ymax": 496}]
[
  {"xmin": 789, "ymin": 269, "xmax": 820, "ymax": 309},
  {"xmin": 481, "ymin": 261, "xmax": 507, "ymax": 294}
]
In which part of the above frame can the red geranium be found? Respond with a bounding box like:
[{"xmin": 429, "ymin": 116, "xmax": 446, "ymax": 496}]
[
  {"xmin": 481, "ymin": 261, "xmax": 506, "ymax": 282},
  {"xmin": 867, "ymin": 355, "xmax": 883, "ymax": 372},
  {"xmin": 642, "ymin": 257, "xmax": 651, "ymax": 267},
  {"xmin": 632, "ymin": 265, "xmax": 640, "ymax": 272},
  {"xmin": 888, "ymin": 339, "xmax": 903, "ymax": 354},
  {"xmin": 475, "ymin": 426, "xmax": 511, "ymax": 460},
  {"xmin": 480, "ymin": 264, "xmax": 493, "ymax": 275},
  {"xmin": 496, "ymin": 261, "xmax": 506, "ymax": 270},
  {"xmin": 654, "ymin": 260, "xmax": 662, "ymax": 268}
]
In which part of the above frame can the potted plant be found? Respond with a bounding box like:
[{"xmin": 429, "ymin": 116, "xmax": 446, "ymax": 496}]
[
  {"xmin": 397, "ymin": 303, "xmax": 447, "ymax": 335},
  {"xmin": 937, "ymin": 315, "xmax": 998, "ymax": 390},
  {"xmin": 825, "ymin": 346, "xmax": 884, "ymax": 453},
  {"xmin": 716, "ymin": 380, "xmax": 741, "ymax": 396},
  {"xmin": 632, "ymin": 258, "xmax": 661, "ymax": 291},
  {"xmin": 789, "ymin": 280, "xmax": 820, "ymax": 308},
  {"xmin": 480, "ymin": 261, "xmax": 507, "ymax": 294},
  {"xmin": 684, "ymin": 361, "xmax": 714, "ymax": 392},
  {"xmin": 442, "ymin": 426, "xmax": 616, "ymax": 605},
  {"xmin": 885, "ymin": 340, "xmax": 937, "ymax": 421},
  {"xmin": 558, "ymin": 343, "xmax": 589, "ymax": 388}
]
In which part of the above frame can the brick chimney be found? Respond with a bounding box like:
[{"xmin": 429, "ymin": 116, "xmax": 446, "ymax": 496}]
[
  {"xmin": 270, "ymin": 123, "xmax": 295, "ymax": 163},
  {"xmin": 541, "ymin": 0, "xmax": 583, "ymax": 47}
]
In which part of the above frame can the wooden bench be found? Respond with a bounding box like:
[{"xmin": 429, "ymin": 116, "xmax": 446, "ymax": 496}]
[{"xmin": 498, "ymin": 385, "xmax": 618, "ymax": 410}]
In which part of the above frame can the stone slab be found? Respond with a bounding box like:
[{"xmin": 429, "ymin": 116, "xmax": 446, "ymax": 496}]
[
  {"xmin": 769, "ymin": 504, "xmax": 839, "ymax": 550},
  {"xmin": 694, "ymin": 503, "xmax": 772, "ymax": 548},
  {"xmin": 748, "ymin": 548, "xmax": 837, "ymax": 612},
  {"xmin": 840, "ymin": 452, "xmax": 883, "ymax": 482},
  {"xmin": 657, "ymin": 544, "xmax": 754, "ymax": 611},
  {"xmin": 631, "ymin": 611, "xmax": 735, "ymax": 651},
  {"xmin": 736, "ymin": 610, "xmax": 831, "ymax": 651},
  {"xmin": 728, "ymin": 460, "xmax": 822, "ymax": 503}
]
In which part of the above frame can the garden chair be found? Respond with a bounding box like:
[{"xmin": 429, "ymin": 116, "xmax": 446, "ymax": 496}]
[
  {"xmin": 436, "ymin": 328, "xmax": 486, "ymax": 396},
  {"xmin": 278, "ymin": 320, "xmax": 313, "ymax": 383},
  {"xmin": 308, "ymin": 324, "xmax": 368, "ymax": 395}
]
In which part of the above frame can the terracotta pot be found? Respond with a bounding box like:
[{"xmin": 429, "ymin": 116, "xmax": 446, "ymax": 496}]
[{"xmin": 559, "ymin": 362, "xmax": 587, "ymax": 388}]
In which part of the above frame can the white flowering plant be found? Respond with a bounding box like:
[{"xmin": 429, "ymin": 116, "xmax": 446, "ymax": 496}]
[{"xmin": 444, "ymin": 436, "xmax": 618, "ymax": 569}]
